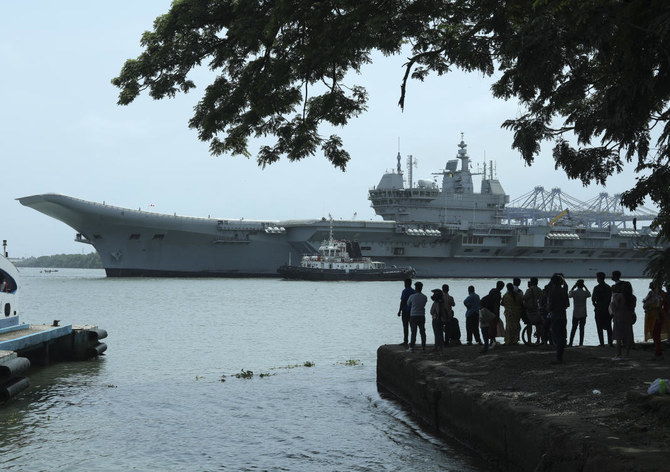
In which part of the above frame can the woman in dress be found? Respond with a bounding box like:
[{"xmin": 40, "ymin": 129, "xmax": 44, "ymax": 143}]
[
  {"xmin": 610, "ymin": 281, "xmax": 636, "ymax": 360},
  {"xmin": 643, "ymin": 283, "xmax": 662, "ymax": 343},
  {"xmin": 501, "ymin": 283, "xmax": 523, "ymax": 345},
  {"xmin": 642, "ymin": 282, "xmax": 669, "ymax": 360}
]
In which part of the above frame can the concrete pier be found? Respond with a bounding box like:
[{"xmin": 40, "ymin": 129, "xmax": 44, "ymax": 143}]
[
  {"xmin": 0, "ymin": 254, "xmax": 106, "ymax": 402},
  {"xmin": 377, "ymin": 343, "xmax": 670, "ymax": 471},
  {"xmin": 0, "ymin": 323, "xmax": 107, "ymax": 402}
]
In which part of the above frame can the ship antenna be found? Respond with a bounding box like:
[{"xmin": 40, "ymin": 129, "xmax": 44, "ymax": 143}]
[
  {"xmin": 407, "ymin": 155, "xmax": 416, "ymax": 189},
  {"xmin": 457, "ymin": 133, "xmax": 469, "ymax": 173},
  {"xmin": 328, "ymin": 214, "xmax": 334, "ymax": 242},
  {"xmin": 396, "ymin": 137, "xmax": 403, "ymax": 174}
]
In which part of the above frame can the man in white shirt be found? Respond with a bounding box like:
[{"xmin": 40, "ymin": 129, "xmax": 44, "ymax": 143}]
[{"xmin": 407, "ymin": 281, "xmax": 428, "ymax": 352}]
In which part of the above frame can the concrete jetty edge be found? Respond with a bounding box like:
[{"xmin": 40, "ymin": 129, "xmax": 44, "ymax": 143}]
[{"xmin": 376, "ymin": 344, "xmax": 666, "ymax": 471}]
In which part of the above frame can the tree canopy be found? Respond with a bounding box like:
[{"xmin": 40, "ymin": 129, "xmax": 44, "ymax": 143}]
[{"xmin": 113, "ymin": 0, "xmax": 670, "ymax": 282}]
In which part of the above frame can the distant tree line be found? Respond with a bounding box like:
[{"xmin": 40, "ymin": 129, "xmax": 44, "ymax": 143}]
[{"xmin": 15, "ymin": 252, "xmax": 103, "ymax": 269}]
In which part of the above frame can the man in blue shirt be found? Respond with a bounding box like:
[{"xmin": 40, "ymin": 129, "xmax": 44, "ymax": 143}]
[
  {"xmin": 407, "ymin": 281, "xmax": 428, "ymax": 352},
  {"xmin": 397, "ymin": 278, "xmax": 415, "ymax": 346},
  {"xmin": 464, "ymin": 285, "xmax": 482, "ymax": 345}
]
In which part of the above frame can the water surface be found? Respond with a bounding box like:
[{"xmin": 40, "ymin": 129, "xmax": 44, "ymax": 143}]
[{"xmin": 2, "ymin": 269, "xmax": 504, "ymax": 471}]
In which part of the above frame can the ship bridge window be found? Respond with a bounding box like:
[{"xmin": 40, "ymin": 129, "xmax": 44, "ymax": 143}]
[
  {"xmin": 129, "ymin": 233, "xmax": 141, "ymax": 240},
  {"xmin": 153, "ymin": 234, "xmax": 165, "ymax": 240},
  {"xmin": 1, "ymin": 271, "xmax": 16, "ymax": 295},
  {"xmin": 393, "ymin": 247, "xmax": 405, "ymax": 256}
]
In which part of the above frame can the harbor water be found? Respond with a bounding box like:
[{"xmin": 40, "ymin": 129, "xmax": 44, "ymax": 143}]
[{"xmin": 0, "ymin": 270, "xmax": 652, "ymax": 471}]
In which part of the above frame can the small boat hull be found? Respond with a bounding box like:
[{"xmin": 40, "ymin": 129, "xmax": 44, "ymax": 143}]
[{"xmin": 277, "ymin": 265, "xmax": 415, "ymax": 281}]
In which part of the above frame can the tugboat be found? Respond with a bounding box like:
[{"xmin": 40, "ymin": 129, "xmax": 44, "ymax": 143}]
[{"xmin": 278, "ymin": 220, "xmax": 415, "ymax": 281}]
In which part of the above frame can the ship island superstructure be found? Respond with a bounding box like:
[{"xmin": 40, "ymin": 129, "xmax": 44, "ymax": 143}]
[
  {"xmin": 369, "ymin": 137, "xmax": 507, "ymax": 227},
  {"xmin": 18, "ymin": 137, "xmax": 660, "ymax": 278}
]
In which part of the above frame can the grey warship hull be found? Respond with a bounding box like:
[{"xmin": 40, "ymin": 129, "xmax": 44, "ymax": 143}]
[
  {"xmin": 17, "ymin": 137, "xmax": 660, "ymax": 279},
  {"xmin": 17, "ymin": 193, "xmax": 655, "ymax": 279}
]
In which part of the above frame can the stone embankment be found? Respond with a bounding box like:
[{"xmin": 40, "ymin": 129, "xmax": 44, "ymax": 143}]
[{"xmin": 377, "ymin": 343, "xmax": 670, "ymax": 471}]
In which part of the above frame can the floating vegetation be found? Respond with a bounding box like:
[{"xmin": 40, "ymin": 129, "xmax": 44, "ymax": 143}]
[
  {"xmin": 228, "ymin": 369, "xmax": 272, "ymax": 379},
  {"xmin": 234, "ymin": 369, "xmax": 254, "ymax": 379},
  {"xmin": 339, "ymin": 359, "xmax": 362, "ymax": 366},
  {"xmin": 222, "ymin": 361, "xmax": 313, "ymax": 381},
  {"xmin": 271, "ymin": 361, "xmax": 315, "ymax": 370}
]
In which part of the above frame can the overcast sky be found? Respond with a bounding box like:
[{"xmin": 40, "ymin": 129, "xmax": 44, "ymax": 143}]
[{"xmin": 1, "ymin": 1, "xmax": 648, "ymax": 258}]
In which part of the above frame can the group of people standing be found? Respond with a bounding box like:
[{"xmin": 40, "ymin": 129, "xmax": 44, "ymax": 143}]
[
  {"xmin": 468, "ymin": 278, "xmax": 531, "ymax": 354},
  {"xmin": 397, "ymin": 271, "xmax": 670, "ymax": 363},
  {"xmin": 397, "ymin": 279, "xmax": 458, "ymax": 352}
]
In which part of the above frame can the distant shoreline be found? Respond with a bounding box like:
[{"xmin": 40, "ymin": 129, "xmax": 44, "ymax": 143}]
[{"xmin": 12, "ymin": 253, "xmax": 102, "ymax": 269}]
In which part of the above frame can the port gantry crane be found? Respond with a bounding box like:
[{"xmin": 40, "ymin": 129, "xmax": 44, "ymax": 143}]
[{"xmin": 504, "ymin": 186, "xmax": 657, "ymax": 229}]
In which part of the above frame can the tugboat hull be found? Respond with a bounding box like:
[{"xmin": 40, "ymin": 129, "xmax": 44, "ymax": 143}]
[{"xmin": 277, "ymin": 265, "xmax": 415, "ymax": 281}]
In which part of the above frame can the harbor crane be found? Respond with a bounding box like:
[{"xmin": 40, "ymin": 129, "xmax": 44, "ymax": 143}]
[{"xmin": 504, "ymin": 186, "xmax": 656, "ymax": 228}]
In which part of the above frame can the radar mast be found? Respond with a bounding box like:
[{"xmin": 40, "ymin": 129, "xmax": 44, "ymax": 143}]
[{"xmin": 457, "ymin": 132, "xmax": 470, "ymax": 172}]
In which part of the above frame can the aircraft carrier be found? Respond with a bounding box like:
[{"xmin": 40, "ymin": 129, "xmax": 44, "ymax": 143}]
[{"xmin": 18, "ymin": 138, "xmax": 659, "ymax": 278}]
